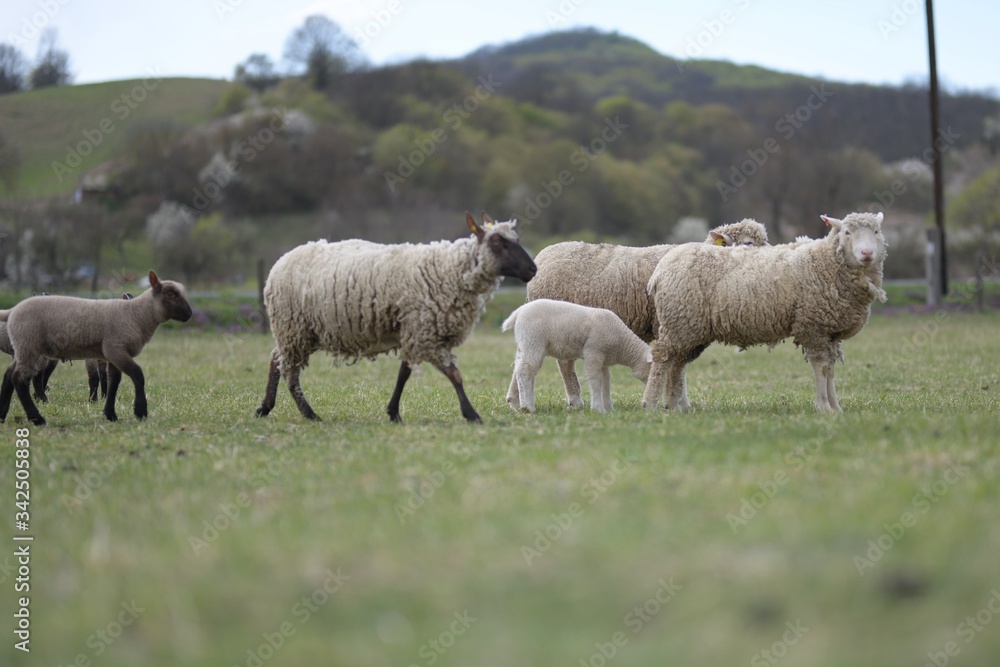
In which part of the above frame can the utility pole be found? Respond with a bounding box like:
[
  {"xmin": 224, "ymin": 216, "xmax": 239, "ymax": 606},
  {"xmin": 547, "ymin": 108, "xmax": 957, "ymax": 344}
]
[{"xmin": 925, "ymin": 0, "xmax": 948, "ymax": 300}]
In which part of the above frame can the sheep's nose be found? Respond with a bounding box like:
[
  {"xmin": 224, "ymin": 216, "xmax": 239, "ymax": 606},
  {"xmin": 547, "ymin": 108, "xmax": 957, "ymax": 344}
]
[{"xmin": 860, "ymin": 248, "xmax": 874, "ymax": 260}]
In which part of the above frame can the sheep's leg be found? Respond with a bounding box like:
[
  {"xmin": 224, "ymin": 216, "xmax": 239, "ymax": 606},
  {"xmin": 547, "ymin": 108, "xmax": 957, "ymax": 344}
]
[
  {"xmin": 0, "ymin": 363, "xmax": 17, "ymax": 422},
  {"xmin": 99, "ymin": 361, "xmax": 108, "ymax": 398},
  {"xmin": 664, "ymin": 359, "xmax": 690, "ymax": 412},
  {"xmin": 642, "ymin": 360, "xmax": 667, "ymax": 411},
  {"xmin": 255, "ymin": 348, "xmax": 282, "ymax": 417},
  {"xmin": 806, "ymin": 352, "xmax": 836, "ymax": 413},
  {"xmin": 513, "ymin": 358, "xmax": 538, "ymax": 412},
  {"xmin": 432, "ymin": 361, "xmax": 482, "ymax": 424},
  {"xmin": 33, "ymin": 360, "xmax": 56, "ymax": 403},
  {"xmin": 285, "ymin": 363, "xmax": 319, "ymax": 421},
  {"xmin": 86, "ymin": 359, "xmax": 101, "ymax": 402},
  {"xmin": 584, "ymin": 359, "xmax": 610, "ymax": 413},
  {"xmin": 12, "ymin": 365, "xmax": 45, "ymax": 426},
  {"xmin": 386, "ymin": 361, "xmax": 412, "ymax": 423},
  {"xmin": 103, "ymin": 364, "xmax": 122, "ymax": 422},
  {"xmin": 506, "ymin": 368, "xmax": 519, "ymax": 410},
  {"xmin": 557, "ymin": 359, "xmax": 584, "ymax": 409},
  {"xmin": 602, "ymin": 367, "xmax": 613, "ymax": 412}
]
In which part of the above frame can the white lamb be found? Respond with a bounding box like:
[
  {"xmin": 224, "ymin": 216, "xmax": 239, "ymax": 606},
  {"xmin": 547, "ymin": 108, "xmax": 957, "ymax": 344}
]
[
  {"xmin": 255, "ymin": 212, "xmax": 537, "ymax": 423},
  {"xmin": 502, "ymin": 299, "xmax": 652, "ymax": 413},
  {"xmin": 643, "ymin": 212, "xmax": 888, "ymax": 413}
]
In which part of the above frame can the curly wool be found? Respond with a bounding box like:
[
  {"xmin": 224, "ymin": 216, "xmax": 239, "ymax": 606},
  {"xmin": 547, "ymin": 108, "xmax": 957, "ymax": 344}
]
[
  {"xmin": 526, "ymin": 219, "xmax": 768, "ymax": 342},
  {"xmin": 264, "ymin": 223, "xmax": 518, "ymax": 371}
]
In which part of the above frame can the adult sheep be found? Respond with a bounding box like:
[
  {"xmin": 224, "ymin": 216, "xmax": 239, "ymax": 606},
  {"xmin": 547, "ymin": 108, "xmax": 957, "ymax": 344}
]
[
  {"xmin": 525, "ymin": 218, "xmax": 768, "ymax": 404},
  {"xmin": 643, "ymin": 211, "xmax": 887, "ymax": 413},
  {"xmin": 255, "ymin": 212, "xmax": 537, "ymax": 423}
]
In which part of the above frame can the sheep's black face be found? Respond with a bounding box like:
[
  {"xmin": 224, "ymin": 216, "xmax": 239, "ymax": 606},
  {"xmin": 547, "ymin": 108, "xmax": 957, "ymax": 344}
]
[
  {"xmin": 157, "ymin": 283, "xmax": 193, "ymax": 322},
  {"xmin": 488, "ymin": 233, "xmax": 537, "ymax": 282}
]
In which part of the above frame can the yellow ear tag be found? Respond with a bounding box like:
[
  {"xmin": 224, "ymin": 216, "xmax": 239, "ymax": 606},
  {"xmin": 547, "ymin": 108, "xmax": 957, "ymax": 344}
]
[{"xmin": 714, "ymin": 237, "xmax": 726, "ymax": 246}]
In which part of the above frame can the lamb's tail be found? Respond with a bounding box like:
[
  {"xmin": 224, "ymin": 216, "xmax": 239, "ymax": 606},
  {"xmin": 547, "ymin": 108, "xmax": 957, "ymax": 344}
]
[
  {"xmin": 501, "ymin": 306, "xmax": 522, "ymax": 332},
  {"xmin": 0, "ymin": 310, "xmax": 10, "ymax": 323}
]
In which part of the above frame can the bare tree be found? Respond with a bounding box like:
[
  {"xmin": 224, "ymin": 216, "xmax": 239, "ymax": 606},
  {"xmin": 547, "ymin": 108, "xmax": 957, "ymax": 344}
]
[
  {"xmin": 283, "ymin": 15, "xmax": 364, "ymax": 90},
  {"xmin": 29, "ymin": 29, "xmax": 73, "ymax": 89},
  {"xmin": 0, "ymin": 43, "xmax": 28, "ymax": 94}
]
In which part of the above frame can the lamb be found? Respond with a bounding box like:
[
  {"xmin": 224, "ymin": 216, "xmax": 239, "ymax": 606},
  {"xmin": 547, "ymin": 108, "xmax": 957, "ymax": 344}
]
[
  {"xmin": 255, "ymin": 212, "xmax": 537, "ymax": 423},
  {"xmin": 502, "ymin": 299, "xmax": 652, "ymax": 413},
  {"xmin": 643, "ymin": 211, "xmax": 888, "ymax": 413},
  {"xmin": 525, "ymin": 218, "xmax": 768, "ymax": 405},
  {"xmin": 0, "ymin": 272, "xmax": 192, "ymax": 425}
]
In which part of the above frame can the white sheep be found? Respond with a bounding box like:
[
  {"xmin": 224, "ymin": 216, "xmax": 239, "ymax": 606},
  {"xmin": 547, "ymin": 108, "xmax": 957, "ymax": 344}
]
[
  {"xmin": 643, "ymin": 212, "xmax": 888, "ymax": 413},
  {"xmin": 255, "ymin": 212, "xmax": 537, "ymax": 423},
  {"xmin": 502, "ymin": 299, "xmax": 651, "ymax": 413},
  {"xmin": 0, "ymin": 272, "xmax": 193, "ymax": 425},
  {"xmin": 525, "ymin": 218, "xmax": 768, "ymax": 404}
]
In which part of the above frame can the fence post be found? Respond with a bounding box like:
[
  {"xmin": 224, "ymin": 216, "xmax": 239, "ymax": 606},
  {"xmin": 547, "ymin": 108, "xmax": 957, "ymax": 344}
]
[{"xmin": 925, "ymin": 228, "xmax": 943, "ymax": 307}]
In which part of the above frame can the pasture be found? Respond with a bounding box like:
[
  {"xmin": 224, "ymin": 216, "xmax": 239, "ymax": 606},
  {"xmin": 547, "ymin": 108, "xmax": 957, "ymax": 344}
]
[{"xmin": 2, "ymin": 296, "xmax": 998, "ymax": 667}]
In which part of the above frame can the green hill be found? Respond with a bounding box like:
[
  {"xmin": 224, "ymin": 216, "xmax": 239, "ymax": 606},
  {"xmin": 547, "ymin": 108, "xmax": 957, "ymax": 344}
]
[{"xmin": 0, "ymin": 77, "xmax": 228, "ymax": 200}]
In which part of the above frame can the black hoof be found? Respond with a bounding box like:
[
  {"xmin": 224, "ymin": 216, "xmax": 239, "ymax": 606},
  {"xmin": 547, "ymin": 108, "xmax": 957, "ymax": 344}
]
[
  {"xmin": 30, "ymin": 416, "xmax": 46, "ymax": 426},
  {"xmin": 255, "ymin": 406, "xmax": 270, "ymax": 417},
  {"xmin": 105, "ymin": 412, "xmax": 119, "ymax": 422},
  {"xmin": 33, "ymin": 394, "xmax": 48, "ymax": 403}
]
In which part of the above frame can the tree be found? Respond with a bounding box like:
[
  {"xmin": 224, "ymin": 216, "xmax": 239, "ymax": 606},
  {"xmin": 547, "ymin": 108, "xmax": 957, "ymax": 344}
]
[
  {"xmin": 29, "ymin": 29, "xmax": 72, "ymax": 89},
  {"xmin": 284, "ymin": 15, "xmax": 364, "ymax": 90},
  {"xmin": 0, "ymin": 43, "xmax": 28, "ymax": 94},
  {"xmin": 234, "ymin": 53, "xmax": 280, "ymax": 91},
  {"xmin": 949, "ymin": 163, "xmax": 1000, "ymax": 250}
]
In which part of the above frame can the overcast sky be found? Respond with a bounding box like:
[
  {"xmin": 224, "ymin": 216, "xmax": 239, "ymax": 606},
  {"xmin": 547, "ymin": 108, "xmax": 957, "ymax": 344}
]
[{"xmin": 2, "ymin": 0, "xmax": 997, "ymax": 94}]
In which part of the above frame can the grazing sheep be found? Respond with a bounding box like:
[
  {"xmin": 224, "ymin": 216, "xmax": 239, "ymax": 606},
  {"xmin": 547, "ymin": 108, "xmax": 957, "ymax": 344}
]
[
  {"xmin": 643, "ymin": 212, "xmax": 888, "ymax": 413},
  {"xmin": 0, "ymin": 272, "xmax": 192, "ymax": 425},
  {"xmin": 256, "ymin": 212, "xmax": 537, "ymax": 423},
  {"xmin": 502, "ymin": 299, "xmax": 652, "ymax": 413},
  {"xmin": 526, "ymin": 218, "xmax": 768, "ymax": 403}
]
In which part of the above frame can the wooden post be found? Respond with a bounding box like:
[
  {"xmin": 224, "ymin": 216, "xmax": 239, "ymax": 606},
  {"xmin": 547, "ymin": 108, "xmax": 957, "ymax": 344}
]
[
  {"xmin": 974, "ymin": 252, "xmax": 985, "ymax": 312},
  {"xmin": 257, "ymin": 258, "xmax": 269, "ymax": 333},
  {"xmin": 925, "ymin": 0, "xmax": 948, "ymax": 297},
  {"xmin": 925, "ymin": 228, "xmax": 942, "ymax": 307}
]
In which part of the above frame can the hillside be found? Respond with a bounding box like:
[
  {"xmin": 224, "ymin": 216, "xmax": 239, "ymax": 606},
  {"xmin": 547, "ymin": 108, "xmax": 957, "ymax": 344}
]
[{"xmin": 0, "ymin": 77, "xmax": 228, "ymax": 199}]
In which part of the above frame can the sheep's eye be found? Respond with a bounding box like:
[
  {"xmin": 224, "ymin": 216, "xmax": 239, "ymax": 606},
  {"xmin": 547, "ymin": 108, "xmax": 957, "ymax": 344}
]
[{"xmin": 845, "ymin": 230, "xmax": 851, "ymax": 236}]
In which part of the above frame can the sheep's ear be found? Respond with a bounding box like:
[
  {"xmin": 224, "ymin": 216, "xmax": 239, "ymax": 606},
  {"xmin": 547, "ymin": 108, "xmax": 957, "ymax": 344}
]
[
  {"xmin": 874, "ymin": 211, "xmax": 884, "ymax": 223},
  {"xmin": 466, "ymin": 211, "xmax": 485, "ymax": 242},
  {"xmin": 820, "ymin": 215, "xmax": 842, "ymax": 230},
  {"xmin": 481, "ymin": 210, "xmax": 494, "ymax": 226},
  {"xmin": 149, "ymin": 270, "xmax": 161, "ymax": 290},
  {"xmin": 709, "ymin": 232, "xmax": 727, "ymax": 246}
]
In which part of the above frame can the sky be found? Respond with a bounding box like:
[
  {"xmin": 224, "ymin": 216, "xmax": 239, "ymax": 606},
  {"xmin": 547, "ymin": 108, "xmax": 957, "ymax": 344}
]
[{"xmin": 1, "ymin": 0, "xmax": 998, "ymax": 95}]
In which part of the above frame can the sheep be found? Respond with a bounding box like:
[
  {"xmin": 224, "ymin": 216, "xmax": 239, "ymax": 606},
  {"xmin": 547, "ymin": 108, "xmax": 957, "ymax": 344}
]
[
  {"xmin": 643, "ymin": 211, "xmax": 888, "ymax": 413},
  {"xmin": 502, "ymin": 299, "xmax": 652, "ymax": 413},
  {"xmin": 0, "ymin": 272, "xmax": 192, "ymax": 425},
  {"xmin": 255, "ymin": 212, "xmax": 537, "ymax": 423},
  {"xmin": 525, "ymin": 218, "xmax": 768, "ymax": 405}
]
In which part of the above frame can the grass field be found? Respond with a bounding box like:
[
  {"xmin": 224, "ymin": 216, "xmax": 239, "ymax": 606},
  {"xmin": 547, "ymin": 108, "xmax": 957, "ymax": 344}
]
[{"xmin": 1, "ymin": 301, "xmax": 998, "ymax": 667}]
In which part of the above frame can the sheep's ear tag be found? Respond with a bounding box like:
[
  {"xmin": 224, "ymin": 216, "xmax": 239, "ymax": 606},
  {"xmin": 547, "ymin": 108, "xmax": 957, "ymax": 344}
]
[
  {"xmin": 710, "ymin": 232, "xmax": 726, "ymax": 246},
  {"xmin": 465, "ymin": 212, "xmax": 485, "ymax": 242},
  {"xmin": 481, "ymin": 210, "xmax": 495, "ymax": 228}
]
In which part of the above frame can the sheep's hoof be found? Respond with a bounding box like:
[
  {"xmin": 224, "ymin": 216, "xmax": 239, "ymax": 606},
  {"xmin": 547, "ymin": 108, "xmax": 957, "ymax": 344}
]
[
  {"xmin": 303, "ymin": 412, "xmax": 322, "ymax": 422},
  {"xmin": 255, "ymin": 406, "xmax": 270, "ymax": 417},
  {"xmin": 105, "ymin": 412, "xmax": 119, "ymax": 422},
  {"xmin": 29, "ymin": 415, "xmax": 46, "ymax": 426},
  {"xmin": 33, "ymin": 393, "xmax": 48, "ymax": 403}
]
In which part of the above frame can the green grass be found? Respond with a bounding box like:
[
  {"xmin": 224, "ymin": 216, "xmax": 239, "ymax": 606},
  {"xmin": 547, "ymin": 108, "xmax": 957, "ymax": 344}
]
[
  {"xmin": 1, "ymin": 307, "xmax": 998, "ymax": 667},
  {"xmin": 0, "ymin": 78, "xmax": 227, "ymax": 199}
]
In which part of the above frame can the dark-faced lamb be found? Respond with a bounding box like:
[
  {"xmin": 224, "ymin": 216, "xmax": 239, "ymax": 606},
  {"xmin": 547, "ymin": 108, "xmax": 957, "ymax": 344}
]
[
  {"xmin": 256, "ymin": 212, "xmax": 537, "ymax": 423},
  {"xmin": 0, "ymin": 273, "xmax": 192, "ymax": 425}
]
